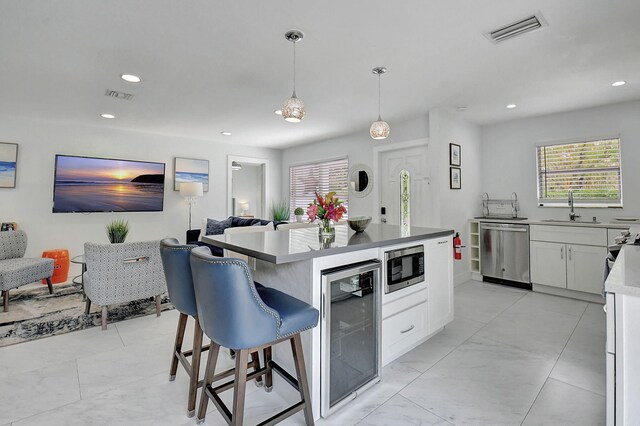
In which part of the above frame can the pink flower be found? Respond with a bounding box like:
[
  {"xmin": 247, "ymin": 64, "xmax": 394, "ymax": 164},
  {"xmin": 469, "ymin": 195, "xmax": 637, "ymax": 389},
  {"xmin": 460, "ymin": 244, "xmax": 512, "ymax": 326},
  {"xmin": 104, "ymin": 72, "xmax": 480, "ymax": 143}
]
[{"xmin": 307, "ymin": 204, "xmax": 318, "ymax": 221}]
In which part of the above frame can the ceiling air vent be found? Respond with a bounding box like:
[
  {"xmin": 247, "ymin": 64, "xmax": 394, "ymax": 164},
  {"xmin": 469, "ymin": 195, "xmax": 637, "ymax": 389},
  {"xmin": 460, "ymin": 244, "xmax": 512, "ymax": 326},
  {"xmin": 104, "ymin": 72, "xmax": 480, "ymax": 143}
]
[
  {"xmin": 104, "ymin": 89, "xmax": 134, "ymax": 101},
  {"xmin": 486, "ymin": 14, "xmax": 546, "ymax": 44}
]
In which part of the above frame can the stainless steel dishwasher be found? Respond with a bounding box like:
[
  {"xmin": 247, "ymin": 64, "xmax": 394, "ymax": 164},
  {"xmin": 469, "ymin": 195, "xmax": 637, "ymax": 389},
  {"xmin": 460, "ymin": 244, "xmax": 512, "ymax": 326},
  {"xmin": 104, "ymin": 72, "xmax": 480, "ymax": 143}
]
[{"xmin": 480, "ymin": 223, "xmax": 530, "ymax": 288}]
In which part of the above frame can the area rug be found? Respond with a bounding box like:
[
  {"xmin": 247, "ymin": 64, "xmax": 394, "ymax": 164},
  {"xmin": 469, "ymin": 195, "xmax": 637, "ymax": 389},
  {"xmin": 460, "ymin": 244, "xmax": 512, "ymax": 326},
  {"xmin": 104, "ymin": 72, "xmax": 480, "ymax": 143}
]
[{"xmin": 0, "ymin": 282, "xmax": 172, "ymax": 347}]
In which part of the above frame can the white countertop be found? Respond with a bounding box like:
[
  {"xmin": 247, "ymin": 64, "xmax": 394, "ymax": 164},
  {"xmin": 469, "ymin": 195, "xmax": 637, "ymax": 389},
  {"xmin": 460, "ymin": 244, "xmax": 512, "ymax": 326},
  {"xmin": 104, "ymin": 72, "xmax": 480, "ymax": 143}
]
[
  {"xmin": 472, "ymin": 217, "xmax": 630, "ymax": 229},
  {"xmin": 606, "ymin": 245, "xmax": 640, "ymax": 297}
]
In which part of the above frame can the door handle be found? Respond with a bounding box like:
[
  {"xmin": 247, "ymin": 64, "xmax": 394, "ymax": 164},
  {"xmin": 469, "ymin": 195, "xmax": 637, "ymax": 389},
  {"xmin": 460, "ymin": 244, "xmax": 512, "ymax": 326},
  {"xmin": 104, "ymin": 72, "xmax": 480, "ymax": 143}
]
[
  {"xmin": 482, "ymin": 226, "xmax": 527, "ymax": 232},
  {"xmin": 400, "ymin": 324, "xmax": 415, "ymax": 334},
  {"xmin": 560, "ymin": 246, "xmax": 564, "ymax": 260},
  {"xmin": 568, "ymin": 246, "xmax": 572, "ymax": 261},
  {"xmin": 322, "ymin": 294, "xmax": 326, "ymax": 319}
]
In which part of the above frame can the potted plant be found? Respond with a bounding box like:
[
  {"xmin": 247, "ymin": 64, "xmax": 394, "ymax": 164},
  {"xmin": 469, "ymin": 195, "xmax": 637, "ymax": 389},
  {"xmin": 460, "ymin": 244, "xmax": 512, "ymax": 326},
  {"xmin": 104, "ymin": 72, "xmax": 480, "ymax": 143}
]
[
  {"xmin": 270, "ymin": 200, "xmax": 290, "ymax": 222},
  {"xmin": 294, "ymin": 207, "xmax": 304, "ymax": 222},
  {"xmin": 106, "ymin": 219, "xmax": 129, "ymax": 243}
]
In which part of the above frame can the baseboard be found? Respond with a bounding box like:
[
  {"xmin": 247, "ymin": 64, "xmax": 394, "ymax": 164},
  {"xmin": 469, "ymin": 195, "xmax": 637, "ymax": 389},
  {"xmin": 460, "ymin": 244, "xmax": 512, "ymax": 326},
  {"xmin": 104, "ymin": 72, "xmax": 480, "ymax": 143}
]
[
  {"xmin": 533, "ymin": 284, "xmax": 604, "ymax": 304},
  {"xmin": 455, "ymin": 271, "xmax": 471, "ymax": 286},
  {"xmin": 470, "ymin": 272, "xmax": 483, "ymax": 282}
]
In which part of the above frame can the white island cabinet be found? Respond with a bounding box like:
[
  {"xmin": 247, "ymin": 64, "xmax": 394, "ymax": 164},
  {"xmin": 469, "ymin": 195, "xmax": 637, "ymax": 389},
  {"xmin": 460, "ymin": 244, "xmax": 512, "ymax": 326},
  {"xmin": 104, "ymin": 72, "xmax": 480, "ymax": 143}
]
[
  {"xmin": 204, "ymin": 223, "xmax": 454, "ymax": 420},
  {"xmin": 605, "ymin": 245, "xmax": 640, "ymax": 425}
]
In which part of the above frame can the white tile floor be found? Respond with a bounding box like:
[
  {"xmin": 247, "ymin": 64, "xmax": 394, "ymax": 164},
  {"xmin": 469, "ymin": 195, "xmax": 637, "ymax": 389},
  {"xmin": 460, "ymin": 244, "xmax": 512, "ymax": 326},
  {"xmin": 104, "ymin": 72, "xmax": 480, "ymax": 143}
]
[{"xmin": 0, "ymin": 280, "xmax": 606, "ymax": 426}]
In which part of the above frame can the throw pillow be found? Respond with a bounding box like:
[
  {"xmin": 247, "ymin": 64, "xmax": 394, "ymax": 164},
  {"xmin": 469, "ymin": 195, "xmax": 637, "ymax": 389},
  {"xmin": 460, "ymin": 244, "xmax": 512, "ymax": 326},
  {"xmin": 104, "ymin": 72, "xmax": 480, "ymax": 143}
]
[{"xmin": 206, "ymin": 217, "xmax": 233, "ymax": 235}]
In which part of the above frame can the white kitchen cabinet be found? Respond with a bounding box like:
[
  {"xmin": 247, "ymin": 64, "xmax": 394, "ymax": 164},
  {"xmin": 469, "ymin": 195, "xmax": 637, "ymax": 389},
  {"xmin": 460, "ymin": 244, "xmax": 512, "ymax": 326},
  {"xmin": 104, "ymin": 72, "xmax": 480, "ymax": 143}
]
[
  {"xmin": 567, "ymin": 244, "xmax": 607, "ymax": 294},
  {"xmin": 530, "ymin": 241, "xmax": 567, "ymax": 288},
  {"xmin": 530, "ymin": 225, "xmax": 609, "ymax": 296},
  {"xmin": 426, "ymin": 236, "xmax": 454, "ymax": 333}
]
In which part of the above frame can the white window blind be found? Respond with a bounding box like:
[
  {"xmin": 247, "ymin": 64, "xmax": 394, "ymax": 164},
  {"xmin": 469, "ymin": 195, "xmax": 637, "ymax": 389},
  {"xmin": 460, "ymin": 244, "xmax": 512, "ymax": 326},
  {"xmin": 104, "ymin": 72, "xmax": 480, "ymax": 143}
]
[
  {"xmin": 289, "ymin": 158, "xmax": 349, "ymax": 221},
  {"xmin": 536, "ymin": 138, "xmax": 622, "ymax": 206}
]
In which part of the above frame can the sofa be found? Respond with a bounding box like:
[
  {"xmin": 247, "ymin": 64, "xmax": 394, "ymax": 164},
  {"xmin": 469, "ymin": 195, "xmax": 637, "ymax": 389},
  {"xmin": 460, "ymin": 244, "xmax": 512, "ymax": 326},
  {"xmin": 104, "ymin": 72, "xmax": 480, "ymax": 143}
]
[{"xmin": 190, "ymin": 216, "xmax": 283, "ymax": 257}]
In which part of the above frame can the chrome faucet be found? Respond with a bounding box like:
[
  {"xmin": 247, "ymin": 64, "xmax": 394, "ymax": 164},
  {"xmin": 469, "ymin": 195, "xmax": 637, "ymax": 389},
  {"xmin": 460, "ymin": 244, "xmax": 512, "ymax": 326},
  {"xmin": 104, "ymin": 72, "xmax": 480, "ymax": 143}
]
[{"xmin": 568, "ymin": 190, "xmax": 581, "ymax": 221}]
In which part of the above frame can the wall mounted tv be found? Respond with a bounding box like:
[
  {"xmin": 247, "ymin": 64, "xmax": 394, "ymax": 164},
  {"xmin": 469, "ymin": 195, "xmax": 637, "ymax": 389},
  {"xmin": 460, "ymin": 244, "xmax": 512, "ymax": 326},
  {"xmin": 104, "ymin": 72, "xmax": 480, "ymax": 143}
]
[{"xmin": 52, "ymin": 155, "xmax": 166, "ymax": 213}]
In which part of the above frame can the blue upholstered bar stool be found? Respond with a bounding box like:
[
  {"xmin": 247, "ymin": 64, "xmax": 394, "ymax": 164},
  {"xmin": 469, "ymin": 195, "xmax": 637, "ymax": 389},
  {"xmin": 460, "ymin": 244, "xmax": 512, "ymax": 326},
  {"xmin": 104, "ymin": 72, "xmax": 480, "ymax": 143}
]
[
  {"xmin": 190, "ymin": 246, "xmax": 319, "ymax": 426},
  {"xmin": 159, "ymin": 239, "xmax": 263, "ymax": 418}
]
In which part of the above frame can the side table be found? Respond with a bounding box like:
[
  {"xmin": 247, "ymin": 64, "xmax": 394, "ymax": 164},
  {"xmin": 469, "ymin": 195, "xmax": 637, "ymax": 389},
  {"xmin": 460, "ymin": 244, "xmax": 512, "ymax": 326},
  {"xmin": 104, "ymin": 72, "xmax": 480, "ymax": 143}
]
[{"xmin": 71, "ymin": 254, "xmax": 86, "ymax": 300}]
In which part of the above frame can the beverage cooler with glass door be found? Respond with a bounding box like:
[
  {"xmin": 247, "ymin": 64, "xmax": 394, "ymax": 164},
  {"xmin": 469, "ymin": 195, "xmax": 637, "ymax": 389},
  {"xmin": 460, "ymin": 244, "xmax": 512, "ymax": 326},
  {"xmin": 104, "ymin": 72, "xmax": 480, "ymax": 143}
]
[{"xmin": 320, "ymin": 260, "xmax": 381, "ymax": 417}]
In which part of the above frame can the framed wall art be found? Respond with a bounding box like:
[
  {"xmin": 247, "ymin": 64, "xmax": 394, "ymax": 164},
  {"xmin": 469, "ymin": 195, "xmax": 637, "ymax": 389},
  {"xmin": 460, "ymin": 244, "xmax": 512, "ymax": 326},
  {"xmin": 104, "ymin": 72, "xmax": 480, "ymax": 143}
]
[
  {"xmin": 0, "ymin": 142, "xmax": 18, "ymax": 188},
  {"xmin": 450, "ymin": 167, "xmax": 461, "ymax": 190},
  {"xmin": 449, "ymin": 143, "xmax": 461, "ymax": 166},
  {"xmin": 174, "ymin": 157, "xmax": 209, "ymax": 192}
]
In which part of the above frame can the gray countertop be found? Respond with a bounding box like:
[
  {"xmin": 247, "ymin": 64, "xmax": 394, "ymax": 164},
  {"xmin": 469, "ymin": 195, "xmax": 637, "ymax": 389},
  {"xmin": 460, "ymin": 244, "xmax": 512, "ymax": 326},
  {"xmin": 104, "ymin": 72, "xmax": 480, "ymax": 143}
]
[
  {"xmin": 606, "ymin": 245, "xmax": 640, "ymax": 297},
  {"xmin": 203, "ymin": 223, "xmax": 454, "ymax": 264},
  {"xmin": 472, "ymin": 217, "xmax": 630, "ymax": 229}
]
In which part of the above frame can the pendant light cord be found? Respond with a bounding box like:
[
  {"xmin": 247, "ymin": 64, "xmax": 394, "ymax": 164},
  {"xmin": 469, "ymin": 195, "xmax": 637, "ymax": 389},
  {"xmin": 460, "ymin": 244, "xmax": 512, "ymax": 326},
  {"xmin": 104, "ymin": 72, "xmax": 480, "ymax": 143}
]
[
  {"xmin": 292, "ymin": 40, "xmax": 296, "ymax": 96},
  {"xmin": 378, "ymin": 73, "xmax": 382, "ymax": 120}
]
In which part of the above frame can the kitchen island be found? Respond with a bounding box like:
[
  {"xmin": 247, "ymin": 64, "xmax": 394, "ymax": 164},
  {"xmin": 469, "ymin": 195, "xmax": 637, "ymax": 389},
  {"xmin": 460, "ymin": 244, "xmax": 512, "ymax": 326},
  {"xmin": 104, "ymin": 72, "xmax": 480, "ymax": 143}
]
[{"xmin": 203, "ymin": 223, "xmax": 454, "ymax": 419}]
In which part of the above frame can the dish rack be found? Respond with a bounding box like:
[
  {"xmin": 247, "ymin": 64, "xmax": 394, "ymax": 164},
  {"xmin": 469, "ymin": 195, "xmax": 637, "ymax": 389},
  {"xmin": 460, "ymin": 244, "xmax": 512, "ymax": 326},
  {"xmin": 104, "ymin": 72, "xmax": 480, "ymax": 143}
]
[{"xmin": 480, "ymin": 192, "xmax": 521, "ymax": 219}]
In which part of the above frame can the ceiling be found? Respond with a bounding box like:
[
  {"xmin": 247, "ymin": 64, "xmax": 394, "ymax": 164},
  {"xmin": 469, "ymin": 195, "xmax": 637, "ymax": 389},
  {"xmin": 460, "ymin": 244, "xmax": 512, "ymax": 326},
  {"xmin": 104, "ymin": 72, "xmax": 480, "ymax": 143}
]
[{"xmin": 1, "ymin": 1, "xmax": 639, "ymax": 148}]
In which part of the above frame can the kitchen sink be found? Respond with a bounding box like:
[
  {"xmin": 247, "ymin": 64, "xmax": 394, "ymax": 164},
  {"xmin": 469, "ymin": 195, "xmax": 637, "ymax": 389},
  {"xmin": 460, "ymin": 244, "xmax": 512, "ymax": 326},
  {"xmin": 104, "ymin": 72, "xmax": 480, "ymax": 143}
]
[{"xmin": 540, "ymin": 219, "xmax": 601, "ymax": 224}]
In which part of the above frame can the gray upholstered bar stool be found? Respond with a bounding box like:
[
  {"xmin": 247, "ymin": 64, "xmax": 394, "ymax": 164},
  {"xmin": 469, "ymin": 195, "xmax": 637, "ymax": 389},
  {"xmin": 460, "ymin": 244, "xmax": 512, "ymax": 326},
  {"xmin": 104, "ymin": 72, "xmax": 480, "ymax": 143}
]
[
  {"xmin": 190, "ymin": 246, "xmax": 319, "ymax": 425},
  {"xmin": 159, "ymin": 239, "xmax": 263, "ymax": 418}
]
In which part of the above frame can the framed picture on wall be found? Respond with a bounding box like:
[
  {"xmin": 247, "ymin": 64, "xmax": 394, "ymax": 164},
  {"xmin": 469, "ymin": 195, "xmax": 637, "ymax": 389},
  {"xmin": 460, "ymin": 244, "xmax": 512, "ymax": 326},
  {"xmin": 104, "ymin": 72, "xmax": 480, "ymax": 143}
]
[
  {"xmin": 0, "ymin": 142, "xmax": 18, "ymax": 188},
  {"xmin": 450, "ymin": 167, "xmax": 461, "ymax": 190},
  {"xmin": 449, "ymin": 143, "xmax": 461, "ymax": 166},
  {"xmin": 174, "ymin": 157, "xmax": 209, "ymax": 192}
]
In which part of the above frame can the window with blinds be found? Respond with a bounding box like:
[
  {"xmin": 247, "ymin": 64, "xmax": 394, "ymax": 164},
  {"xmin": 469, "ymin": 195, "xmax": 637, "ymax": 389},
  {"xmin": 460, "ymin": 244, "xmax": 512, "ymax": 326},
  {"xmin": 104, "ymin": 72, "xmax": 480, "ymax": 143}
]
[
  {"xmin": 289, "ymin": 158, "xmax": 349, "ymax": 221},
  {"xmin": 536, "ymin": 138, "xmax": 622, "ymax": 206}
]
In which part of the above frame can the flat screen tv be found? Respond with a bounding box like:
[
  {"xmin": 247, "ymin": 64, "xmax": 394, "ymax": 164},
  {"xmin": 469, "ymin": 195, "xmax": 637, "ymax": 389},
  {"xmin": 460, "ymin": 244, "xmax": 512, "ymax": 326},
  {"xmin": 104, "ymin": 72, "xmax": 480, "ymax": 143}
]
[{"xmin": 53, "ymin": 155, "xmax": 166, "ymax": 213}]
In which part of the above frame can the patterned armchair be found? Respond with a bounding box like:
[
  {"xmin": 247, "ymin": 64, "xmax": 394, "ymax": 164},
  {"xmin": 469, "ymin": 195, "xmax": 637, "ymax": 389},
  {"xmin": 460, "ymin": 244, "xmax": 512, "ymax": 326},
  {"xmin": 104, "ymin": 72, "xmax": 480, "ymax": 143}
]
[
  {"xmin": 0, "ymin": 230, "xmax": 54, "ymax": 312},
  {"xmin": 84, "ymin": 240, "xmax": 167, "ymax": 329}
]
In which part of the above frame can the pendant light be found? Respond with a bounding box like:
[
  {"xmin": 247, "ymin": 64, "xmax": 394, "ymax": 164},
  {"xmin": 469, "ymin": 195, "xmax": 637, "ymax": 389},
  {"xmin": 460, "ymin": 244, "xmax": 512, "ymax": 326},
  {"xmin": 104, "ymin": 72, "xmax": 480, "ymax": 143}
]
[
  {"xmin": 370, "ymin": 67, "xmax": 390, "ymax": 140},
  {"xmin": 282, "ymin": 30, "xmax": 306, "ymax": 123}
]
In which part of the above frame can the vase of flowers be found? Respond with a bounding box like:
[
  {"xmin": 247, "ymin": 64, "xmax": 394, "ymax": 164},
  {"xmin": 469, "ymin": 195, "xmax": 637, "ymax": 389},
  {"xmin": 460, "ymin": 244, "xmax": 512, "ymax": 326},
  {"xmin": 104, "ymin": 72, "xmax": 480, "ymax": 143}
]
[{"xmin": 307, "ymin": 191, "xmax": 347, "ymax": 238}]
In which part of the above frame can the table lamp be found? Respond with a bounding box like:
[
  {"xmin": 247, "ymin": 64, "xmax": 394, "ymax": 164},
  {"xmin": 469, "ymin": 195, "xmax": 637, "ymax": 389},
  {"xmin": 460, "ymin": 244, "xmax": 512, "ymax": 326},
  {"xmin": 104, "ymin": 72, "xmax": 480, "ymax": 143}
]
[
  {"xmin": 180, "ymin": 182, "xmax": 204, "ymax": 230},
  {"xmin": 240, "ymin": 202, "xmax": 250, "ymax": 216}
]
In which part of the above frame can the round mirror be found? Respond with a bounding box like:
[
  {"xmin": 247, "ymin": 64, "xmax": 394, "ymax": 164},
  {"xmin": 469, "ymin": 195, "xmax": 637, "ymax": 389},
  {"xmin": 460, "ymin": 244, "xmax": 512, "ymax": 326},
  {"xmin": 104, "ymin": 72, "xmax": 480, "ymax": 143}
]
[{"xmin": 349, "ymin": 164, "xmax": 373, "ymax": 198}]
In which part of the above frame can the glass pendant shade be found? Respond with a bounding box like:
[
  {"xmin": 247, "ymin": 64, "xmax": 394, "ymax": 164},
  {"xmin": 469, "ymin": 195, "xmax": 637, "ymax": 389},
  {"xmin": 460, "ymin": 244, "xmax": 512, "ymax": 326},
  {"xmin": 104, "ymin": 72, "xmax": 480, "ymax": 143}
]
[
  {"xmin": 370, "ymin": 118, "xmax": 390, "ymax": 140},
  {"xmin": 282, "ymin": 93, "xmax": 306, "ymax": 123}
]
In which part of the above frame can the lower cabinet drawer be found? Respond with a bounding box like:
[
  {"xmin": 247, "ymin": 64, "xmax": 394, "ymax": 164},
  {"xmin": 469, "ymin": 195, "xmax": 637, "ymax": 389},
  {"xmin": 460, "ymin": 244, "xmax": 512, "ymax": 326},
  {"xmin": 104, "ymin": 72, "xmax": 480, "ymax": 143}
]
[{"xmin": 382, "ymin": 301, "xmax": 427, "ymax": 363}]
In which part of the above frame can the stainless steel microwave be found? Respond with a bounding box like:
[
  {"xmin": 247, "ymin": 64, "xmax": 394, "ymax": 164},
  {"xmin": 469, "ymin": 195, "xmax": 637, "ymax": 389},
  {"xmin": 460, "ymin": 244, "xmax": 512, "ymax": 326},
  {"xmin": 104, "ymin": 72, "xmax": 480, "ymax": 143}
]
[{"xmin": 384, "ymin": 245, "xmax": 425, "ymax": 293}]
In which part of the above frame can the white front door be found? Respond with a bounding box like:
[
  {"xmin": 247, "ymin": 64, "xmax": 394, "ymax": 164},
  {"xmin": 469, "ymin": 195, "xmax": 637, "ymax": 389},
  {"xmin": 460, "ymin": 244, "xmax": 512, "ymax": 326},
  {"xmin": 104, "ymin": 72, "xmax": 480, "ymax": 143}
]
[{"xmin": 379, "ymin": 145, "xmax": 430, "ymax": 226}]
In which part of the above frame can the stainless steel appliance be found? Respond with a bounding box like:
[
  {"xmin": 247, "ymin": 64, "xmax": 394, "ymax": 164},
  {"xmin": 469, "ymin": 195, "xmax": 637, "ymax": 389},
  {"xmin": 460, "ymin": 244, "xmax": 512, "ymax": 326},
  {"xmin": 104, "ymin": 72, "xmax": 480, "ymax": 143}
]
[
  {"xmin": 480, "ymin": 223, "xmax": 530, "ymax": 288},
  {"xmin": 384, "ymin": 245, "xmax": 425, "ymax": 293},
  {"xmin": 320, "ymin": 261, "xmax": 381, "ymax": 417}
]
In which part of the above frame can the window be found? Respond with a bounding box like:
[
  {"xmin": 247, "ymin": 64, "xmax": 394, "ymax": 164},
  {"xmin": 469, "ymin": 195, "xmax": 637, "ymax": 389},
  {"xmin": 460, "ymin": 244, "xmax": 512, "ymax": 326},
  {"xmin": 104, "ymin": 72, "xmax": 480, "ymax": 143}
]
[
  {"xmin": 536, "ymin": 137, "xmax": 622, "ymax": 207},
  {"xmin": 289, "ymin": 158, "xmax": 349, "ymax": 220}
]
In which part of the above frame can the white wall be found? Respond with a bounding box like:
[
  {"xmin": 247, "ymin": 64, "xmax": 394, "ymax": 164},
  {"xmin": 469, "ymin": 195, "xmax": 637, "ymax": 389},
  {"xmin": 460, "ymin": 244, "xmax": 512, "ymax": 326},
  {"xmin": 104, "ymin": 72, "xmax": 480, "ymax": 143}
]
[
  {"xmin": 232, "ymin": 164, "xmax": 263, "ymax": 218},
  {"xmin": 429, "ymin": 108, "xmax": 483, "ymax": 284},
  {"xmin": 481, "ymin": 100, "xmax": 640, "ymax": 222},
  {"xmin": 281, "ymin": 115, "xmax": 431, "ymax": 220},
  {"xmin": 0, "ymin": 114, "xmax": 281, "ymax": 270}
]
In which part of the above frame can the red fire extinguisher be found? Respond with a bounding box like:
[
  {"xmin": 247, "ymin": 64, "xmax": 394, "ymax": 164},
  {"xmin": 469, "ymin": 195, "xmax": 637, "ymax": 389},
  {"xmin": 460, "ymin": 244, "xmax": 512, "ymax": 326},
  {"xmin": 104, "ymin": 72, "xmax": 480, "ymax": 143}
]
[{"xmin": 453, "ymin": 232, "xmax": 463, "ymax": 260}]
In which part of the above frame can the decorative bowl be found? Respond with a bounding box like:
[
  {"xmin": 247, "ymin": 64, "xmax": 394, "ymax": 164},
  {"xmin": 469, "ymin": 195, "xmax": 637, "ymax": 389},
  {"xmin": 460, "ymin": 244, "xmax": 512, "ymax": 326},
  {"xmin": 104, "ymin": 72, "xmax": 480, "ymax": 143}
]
[{"xmin": 347, "ymin": 216, "xmax": 372, "ymax": 233}]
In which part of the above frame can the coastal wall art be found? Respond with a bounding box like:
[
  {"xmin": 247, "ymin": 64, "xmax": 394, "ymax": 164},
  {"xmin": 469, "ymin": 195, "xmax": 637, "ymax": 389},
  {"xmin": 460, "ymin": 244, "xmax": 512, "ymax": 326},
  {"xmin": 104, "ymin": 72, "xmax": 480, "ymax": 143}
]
[
  {"xmin": 52, "ymin": 155, "xmax": 166, "ymax": 213},
  {"xmin": 0, "ymin": 142, "xmax": 18, "ymax": 188},
  {"xmin": 174, "ymin": 157, "xmax": 209, "ymax": 192}
]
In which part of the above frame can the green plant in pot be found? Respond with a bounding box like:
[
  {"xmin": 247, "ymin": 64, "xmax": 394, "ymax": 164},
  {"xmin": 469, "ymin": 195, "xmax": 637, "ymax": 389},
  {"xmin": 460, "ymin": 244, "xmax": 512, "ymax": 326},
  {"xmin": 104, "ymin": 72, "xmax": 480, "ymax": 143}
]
[
  {"xmin": 271, "ymin": 200, "xmax": 290, "ymax": 222},
  {"xmin": 294, "ymin": 207, "xmax": 304, "ymax": 222},
  {"xmin": 106, "ymin": 219, "xmax": 129, "ymax": 243}
]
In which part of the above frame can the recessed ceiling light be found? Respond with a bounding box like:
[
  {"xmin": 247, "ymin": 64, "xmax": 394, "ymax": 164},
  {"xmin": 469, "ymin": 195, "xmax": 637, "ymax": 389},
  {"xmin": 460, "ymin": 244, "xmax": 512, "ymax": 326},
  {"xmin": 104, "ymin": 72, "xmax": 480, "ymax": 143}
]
[
  {"xmin": 274, "ymin": 109, "xmax": 282, "ymax": 116},
  {"xmin": 221, "ymin": 131, "xmax": 232, "ymax": 136},
  {"xmin": 457, "ymin": 106, "xmax": 468, "ymax": 112},
  {"xmin": 120, "ymin": 74, "xmax": 141, "ymax": 83},
  {"xmin": 612, "ymin": 81, "xmax": 626, "ymax": 87},
  {"xmin": 506, "ymin": 104, "xmax": 517, "ymax": 109},
  {"xmin": 100, "ymin": 113, "xmax": 115, "ymax": 119}
]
